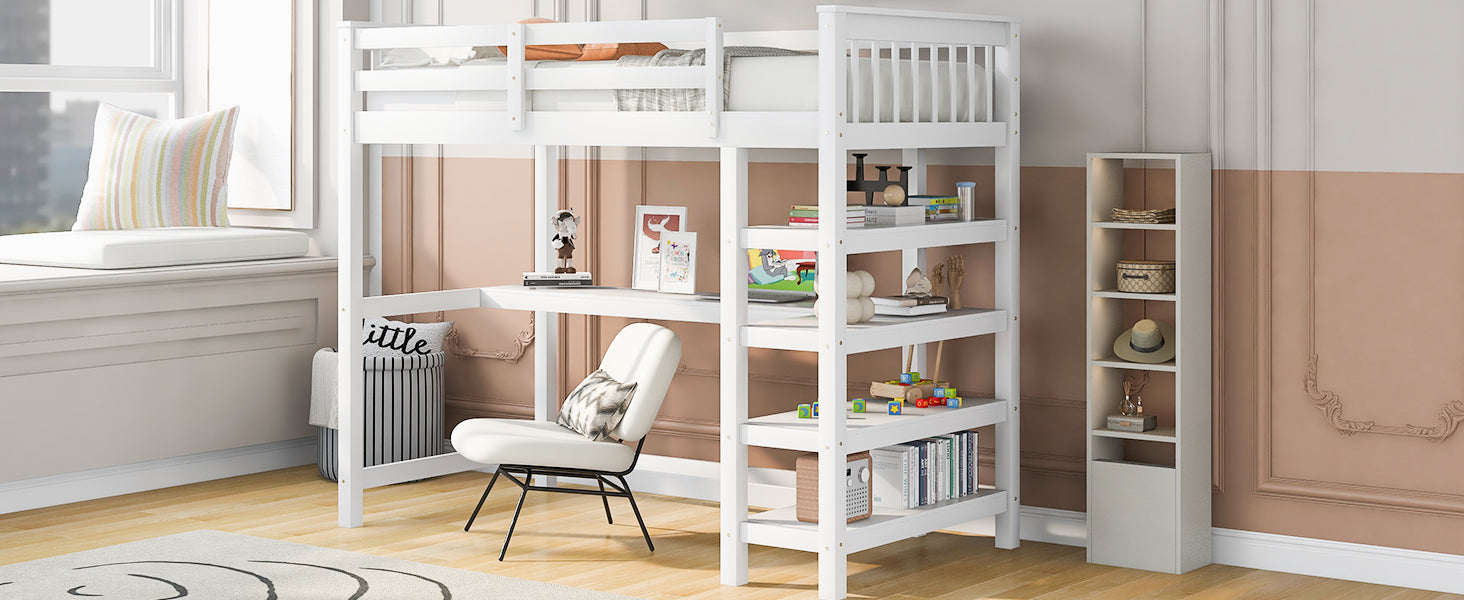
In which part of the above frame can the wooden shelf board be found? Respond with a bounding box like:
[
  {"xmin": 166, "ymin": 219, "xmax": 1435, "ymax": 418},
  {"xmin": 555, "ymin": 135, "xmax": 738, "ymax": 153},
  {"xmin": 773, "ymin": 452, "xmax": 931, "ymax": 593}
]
[
  {"xmin": 477, "ymin": 284, "xmax": 811, "ymax": 324},
  {"xmin": 1091, "ymin": 356, "xmax": 1178, "ymax": 372},
  {"xmin": 744, "ymin": 397, "xmax": 1008, "ymax": 454},
  {"xmin": 1091, "ymin": 289, "xmax": 1177, "ymax": 302},
  {"xmin": 1090, "ymin": 222, "xmax": 1178, "ymax": 231},
  {"xmin": 1090, "ymin": 426, "xmax": 1178, "ymax": 443},
  {"xmin": 745, "ymin": 308, "xmax": 1008, "ymax": 353},
  {"xmin": 744, "ymin": 219, "xmax": 1009, "ymax": 255},
  {"xmin": 744, "ymin": 488, "xmax": 1008, "ymax": 554}
]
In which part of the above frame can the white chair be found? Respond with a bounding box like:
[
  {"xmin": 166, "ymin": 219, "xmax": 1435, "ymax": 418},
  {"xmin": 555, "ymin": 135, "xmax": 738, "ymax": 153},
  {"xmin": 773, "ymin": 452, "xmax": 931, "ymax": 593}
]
[{"xmin": 451, "ymin": 323, "xmax": 682, "ymax": 560}]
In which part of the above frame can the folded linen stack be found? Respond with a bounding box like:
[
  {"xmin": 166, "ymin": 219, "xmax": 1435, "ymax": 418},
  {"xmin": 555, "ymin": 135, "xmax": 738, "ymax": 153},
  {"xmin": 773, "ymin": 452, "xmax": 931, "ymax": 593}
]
[{"xmin": 1110, "ymin": 207, "xmax": 1176, "ymax": 224}]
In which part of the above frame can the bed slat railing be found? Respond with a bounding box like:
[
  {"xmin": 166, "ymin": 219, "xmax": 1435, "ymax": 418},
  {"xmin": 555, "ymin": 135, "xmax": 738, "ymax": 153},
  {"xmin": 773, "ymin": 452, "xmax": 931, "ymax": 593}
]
[
  {"xmin": 353, "ymin": 17, "xmax": 722, "ymax": 136},
  {"xmin": 842, "ymin": 39, "xmax": 998, "ymax": 125}
]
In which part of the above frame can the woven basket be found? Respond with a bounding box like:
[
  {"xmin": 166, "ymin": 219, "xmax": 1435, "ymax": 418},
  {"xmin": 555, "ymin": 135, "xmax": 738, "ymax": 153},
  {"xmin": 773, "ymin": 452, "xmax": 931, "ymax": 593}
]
[{"xmin": 1116, "ymin": 260, "xmax": 1176, "ymax": 293}]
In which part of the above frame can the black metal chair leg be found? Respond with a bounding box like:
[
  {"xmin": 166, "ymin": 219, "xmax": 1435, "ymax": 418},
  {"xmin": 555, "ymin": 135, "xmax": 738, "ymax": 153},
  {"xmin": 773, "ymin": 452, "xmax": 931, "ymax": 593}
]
[
  {"xmin": 499, "ymin": 484, "xmax": 530, "ymax": 561},
  {"xmin": 598, "ymin": 479, "xmax": 614, "ymax": 524},
  {"xmin": 617, "ymin": 475, "xmax": 654, "ymax": 552},
  {"xmin": 464, "ymin": 468, "xmax": 502, "ymax": 532}
]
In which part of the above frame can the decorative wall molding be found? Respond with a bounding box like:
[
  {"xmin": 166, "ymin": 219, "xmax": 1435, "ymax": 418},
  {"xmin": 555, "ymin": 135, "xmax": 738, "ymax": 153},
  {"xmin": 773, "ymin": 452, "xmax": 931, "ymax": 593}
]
[
  {"xmin": 445, "ymin": 314, "xmax": 536, "ymax": 364},
  {"xmin": 1254, "ymin": 0, "xmax": 1464, "ymax": 516}
]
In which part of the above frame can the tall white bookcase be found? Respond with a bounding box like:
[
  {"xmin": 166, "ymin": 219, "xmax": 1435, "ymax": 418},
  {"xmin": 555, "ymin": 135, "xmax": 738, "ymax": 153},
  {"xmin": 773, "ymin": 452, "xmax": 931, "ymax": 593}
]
[{"xmin": 1084, "ymin": 152, "xmax": 1211, "ymax": 574}]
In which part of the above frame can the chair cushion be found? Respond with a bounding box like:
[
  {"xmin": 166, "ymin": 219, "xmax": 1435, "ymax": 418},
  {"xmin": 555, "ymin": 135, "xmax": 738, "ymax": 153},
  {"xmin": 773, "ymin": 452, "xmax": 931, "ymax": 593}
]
[
  {"xmin": 0, "ymin": 227, "xmax": 309, "ymax": 269},
  {"xmin": 451, "ymin": 419, "xmax": 636, "ymax": 473},
  {"xmin": 556, "ymin": 369, "xmax": 637, "ymax": 442}
]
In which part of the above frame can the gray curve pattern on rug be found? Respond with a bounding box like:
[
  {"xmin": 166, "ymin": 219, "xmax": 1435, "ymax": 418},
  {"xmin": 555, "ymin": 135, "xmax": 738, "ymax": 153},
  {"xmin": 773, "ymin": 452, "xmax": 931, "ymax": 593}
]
[{"xmin": 0, "ymin": 530, "xmax": 641, "ymax": 599}]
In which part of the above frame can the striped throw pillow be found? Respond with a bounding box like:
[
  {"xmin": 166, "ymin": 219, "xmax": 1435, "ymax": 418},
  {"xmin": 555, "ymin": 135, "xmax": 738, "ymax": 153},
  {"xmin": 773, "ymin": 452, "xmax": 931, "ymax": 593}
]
[{"xmin": 72, "ymin": 104, "xmax": 240, "ymax": 231}]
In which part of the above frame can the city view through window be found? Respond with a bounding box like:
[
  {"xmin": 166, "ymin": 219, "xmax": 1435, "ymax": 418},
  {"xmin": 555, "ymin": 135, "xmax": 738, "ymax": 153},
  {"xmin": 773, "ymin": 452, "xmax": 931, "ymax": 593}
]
[{"xmin": 0, "ymin": 0, "xmax": 170, "ymax": 234}]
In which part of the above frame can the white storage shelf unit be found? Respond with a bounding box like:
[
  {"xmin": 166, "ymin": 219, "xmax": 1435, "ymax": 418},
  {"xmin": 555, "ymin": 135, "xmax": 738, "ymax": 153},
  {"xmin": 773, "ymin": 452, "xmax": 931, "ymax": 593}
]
[
  {"xmin": 1084, "ymin": 152, "xmax": 1211, "ymax": 574},
  {"xmin": 336, "ymin": 7, "xmax": 1019, "ymax": 600}
]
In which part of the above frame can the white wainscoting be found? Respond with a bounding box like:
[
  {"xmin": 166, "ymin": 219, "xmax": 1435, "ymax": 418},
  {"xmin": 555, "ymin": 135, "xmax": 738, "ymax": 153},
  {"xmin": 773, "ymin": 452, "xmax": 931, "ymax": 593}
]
[{"xmin": 0, "ymin": 257, "xmax": 338, "ymax": 507}]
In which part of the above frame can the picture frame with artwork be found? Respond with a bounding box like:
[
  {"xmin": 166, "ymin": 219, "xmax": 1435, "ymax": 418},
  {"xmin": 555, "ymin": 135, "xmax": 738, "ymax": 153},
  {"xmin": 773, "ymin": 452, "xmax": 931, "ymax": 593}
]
[
  {"xmin": 657, "ymin": 232, "xmax": 697, "ymax": 294},
  {"xmin": 632, "ymin": 205, "xmax": 687, "ymax": 291}
]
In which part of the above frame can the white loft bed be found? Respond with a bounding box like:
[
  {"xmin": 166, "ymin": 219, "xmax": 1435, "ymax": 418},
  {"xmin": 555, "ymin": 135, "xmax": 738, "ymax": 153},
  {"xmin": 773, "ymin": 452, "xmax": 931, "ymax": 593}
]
[{"xmin": 337, "ymin": 6, "xmax": 1019, "ymax": 599}]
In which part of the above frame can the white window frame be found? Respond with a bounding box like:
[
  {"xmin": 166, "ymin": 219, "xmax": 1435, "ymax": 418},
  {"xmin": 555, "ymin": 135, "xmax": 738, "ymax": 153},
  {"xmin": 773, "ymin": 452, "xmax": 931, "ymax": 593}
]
[{"xmin": 0, "ymin": 0, "xmax": 183, "ymax": 115}]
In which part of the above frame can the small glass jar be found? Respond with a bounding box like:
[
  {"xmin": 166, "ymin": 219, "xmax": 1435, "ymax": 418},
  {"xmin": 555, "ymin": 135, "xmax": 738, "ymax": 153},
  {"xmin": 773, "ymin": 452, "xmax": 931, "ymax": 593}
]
[{"xmin": 956, "ymin": 181, "xmax": 976, "ymax": 222}]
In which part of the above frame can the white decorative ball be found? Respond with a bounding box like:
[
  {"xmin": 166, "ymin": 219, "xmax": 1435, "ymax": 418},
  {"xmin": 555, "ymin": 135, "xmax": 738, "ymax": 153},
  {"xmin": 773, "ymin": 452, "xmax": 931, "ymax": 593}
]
[
  {"xmin": 846, "ymin": 298, "xmax": 862, "ymax": 324},
  {"xmin": 855, "ymin": 270, "xmax": 875, "ymax": 297},
  {"xmin": 859, "ymin": 297, "xmax": 876, "ymax": 322},
  {"xmin": 846, "ymin": 271, "xmax": 863, "ymax": 298}
]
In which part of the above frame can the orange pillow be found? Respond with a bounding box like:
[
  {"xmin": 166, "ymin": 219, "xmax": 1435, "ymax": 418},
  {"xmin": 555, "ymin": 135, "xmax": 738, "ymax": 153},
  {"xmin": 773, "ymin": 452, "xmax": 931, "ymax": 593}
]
[
  {"xmin": 498, "ymin": 17, "xmax": 582, "ymax": 60},
  {"xmin": 578, "ymin": 42, "xmax": 668, "ymax": 61}
]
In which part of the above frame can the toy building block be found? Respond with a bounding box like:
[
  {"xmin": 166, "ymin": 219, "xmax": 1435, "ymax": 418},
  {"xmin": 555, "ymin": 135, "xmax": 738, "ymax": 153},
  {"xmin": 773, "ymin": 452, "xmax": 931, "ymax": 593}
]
[
  {"xmin": 948, "ymin": 397, "xmax": 964, "ymax": 408},
  {"xmin": 851, "ymin": 399, "xmax": 867, "ymax": 413},
  {"xmin": 944, "ymin": 387, "xmax": 957, "ymax": 398},
  {"xmin": 899, "ymin": 373, "xmax": 914, "ymax": 384},
  {"xmin": 931, "ymin": 397, "xmax": 944, "ymax": 406},
  {"xmin": 934, "ymin": 387, "xmax": 947, "ymax": 398},
  {"xmin": 812, "ymin": 402, "xmax": 820, "ymax": 417},
  {"xmin": 797, "ymin": 404, "xmax": 812, "ymax": 418},
  {"xmin": 915, "ymin": 399, "xmax": 929, "ymax": 409},
  {"xmin": 887, "ymin": 400, "xmax": 903, "ymax": 415}
]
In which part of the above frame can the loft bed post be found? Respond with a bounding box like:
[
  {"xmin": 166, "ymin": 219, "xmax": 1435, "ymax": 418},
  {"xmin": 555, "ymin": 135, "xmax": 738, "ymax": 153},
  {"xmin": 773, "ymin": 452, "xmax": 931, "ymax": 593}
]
[
  {"xmin": 991, "ymin": 20, "xmax": 1022, "ymax": 550},
  {"xmin": 533, "ymin": 145, "xmax": 561, "ymax": 487},
  {"xmin": 815, "ymin": 8, "xmax": 850, "ymax": 600},
  {"xmin": 900, "ymin": 148, "xmax": 928, "ymax": 375},
  {"xmin": 718, "ymin": 146, "xmax": 750, "ymax": 586},
  {"xmin": 335, "ymin": 21, "xmax": 366, "ymax": 528}
]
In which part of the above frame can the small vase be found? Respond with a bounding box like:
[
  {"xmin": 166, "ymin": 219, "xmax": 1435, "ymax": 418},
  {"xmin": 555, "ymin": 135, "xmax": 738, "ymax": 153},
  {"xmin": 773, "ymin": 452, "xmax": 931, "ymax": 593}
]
[{"xmin": 1119, "ymin": 394, "xmax": 1137, "ymax": 416}]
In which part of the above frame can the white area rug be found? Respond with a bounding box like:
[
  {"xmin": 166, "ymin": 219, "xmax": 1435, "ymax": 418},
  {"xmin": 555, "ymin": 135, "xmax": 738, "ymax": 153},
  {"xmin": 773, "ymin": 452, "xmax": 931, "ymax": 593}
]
[{"xmin": 0, "ymin": 530, "xmax": 640, "ymax": 599}]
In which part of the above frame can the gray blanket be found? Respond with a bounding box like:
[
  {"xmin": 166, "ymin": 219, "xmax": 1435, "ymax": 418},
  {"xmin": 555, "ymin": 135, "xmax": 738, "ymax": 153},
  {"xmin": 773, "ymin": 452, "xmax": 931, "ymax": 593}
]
[{"xmin": 614, "ymin": 46, "xmax": 813, "ymax": 112}]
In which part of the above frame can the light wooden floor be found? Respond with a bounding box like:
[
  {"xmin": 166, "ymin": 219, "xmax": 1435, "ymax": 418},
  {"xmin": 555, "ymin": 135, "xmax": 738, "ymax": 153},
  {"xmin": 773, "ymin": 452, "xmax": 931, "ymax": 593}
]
[{"xmin": 0, "ymin": 466, "xmax": 1455, "ymax": 600}]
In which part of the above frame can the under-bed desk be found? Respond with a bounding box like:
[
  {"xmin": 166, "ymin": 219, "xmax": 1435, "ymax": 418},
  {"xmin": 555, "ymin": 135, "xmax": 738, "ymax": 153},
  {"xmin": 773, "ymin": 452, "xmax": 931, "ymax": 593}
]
[{"xmin": 336, "ymin": 6, "xmax": 1020, "ymax": 598}]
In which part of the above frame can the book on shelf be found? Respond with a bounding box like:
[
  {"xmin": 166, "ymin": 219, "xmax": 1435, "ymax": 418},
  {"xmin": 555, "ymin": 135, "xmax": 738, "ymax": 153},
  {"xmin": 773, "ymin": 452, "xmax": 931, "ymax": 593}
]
[
  {"xmin": 875, "ymin": 303, "xmax": 948, "ymax": 316},
  {"xmin": 864, "ymin": 205, "xmax": 925, "ymax": 226},
  {"xmin": 872, "ymin": 294, "xmax": 949, "ymax": 307},
  {"xmin": 876, "ymin": 431, "xmax": 978, "ymax": 510},
  {"xmin": 523, "ymin": 272, "xmax": 593, "ymax": 287},
  {"xmin": 906, "ymin": 195, "xmax": 960, "ymax": 206}
]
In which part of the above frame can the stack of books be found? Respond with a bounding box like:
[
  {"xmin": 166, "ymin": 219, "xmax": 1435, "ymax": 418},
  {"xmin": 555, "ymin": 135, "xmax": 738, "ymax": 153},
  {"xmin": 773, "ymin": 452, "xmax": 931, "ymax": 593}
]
[
  {"xmin": 523, "ymin": 272, "xmax": 592, "ymax": 287},
  {"xmin": 863, "ymin": 205, "xmax": 924, "ymax": 227},
  {"xmin": 869, "ymin": 431, "xmax": 979, "ymax": 510},
  {"xmin": 787, "ymin": 204, "xmax": 865, "ymax": 228},
  {"xmin": 908, "ymin": 195, "xmax": 961, "ymax": 223},
  {"xmin": 1110, "ymin": 207, "xmax": 1176, "ymax": 224},
  {"xmin": 871, "ymin": 294, "xmax": 949, "ymax": 316}
]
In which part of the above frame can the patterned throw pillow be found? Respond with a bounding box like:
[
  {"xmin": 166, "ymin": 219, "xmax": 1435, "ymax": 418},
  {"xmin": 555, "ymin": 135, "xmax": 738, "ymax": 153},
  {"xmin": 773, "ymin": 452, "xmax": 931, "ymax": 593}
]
[
  {"xmin": 73, "ymin": 104, "xmax": 240, "ymax": 231},
  {"xmin": 362, "ymin": 317, "xmax": 454, "ymax": 358},
  {"xmin": 557, "ymin": 369, "xmax": 638, "ymax": 442}
]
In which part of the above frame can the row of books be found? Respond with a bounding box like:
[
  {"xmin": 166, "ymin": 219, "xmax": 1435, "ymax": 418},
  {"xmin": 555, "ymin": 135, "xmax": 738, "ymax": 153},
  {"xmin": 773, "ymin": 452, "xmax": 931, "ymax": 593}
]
[
  {"xmin": 869, "ymin": 431, "xmax": 978, "ymax": 510},
  {"xmin": 787, "ymin": 204, "xmax": 866, "ymax": 228},
  {"xmin": 788, "ymin": 195, "xmax": 962, "ymax": 228}
]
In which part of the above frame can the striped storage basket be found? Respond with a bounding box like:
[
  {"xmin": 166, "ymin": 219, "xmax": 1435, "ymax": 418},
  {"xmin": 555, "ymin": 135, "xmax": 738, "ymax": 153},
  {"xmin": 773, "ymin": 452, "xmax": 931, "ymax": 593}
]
[{"xmin": 317, "ymin": 352, "xmax": 447, "ymax": 481}]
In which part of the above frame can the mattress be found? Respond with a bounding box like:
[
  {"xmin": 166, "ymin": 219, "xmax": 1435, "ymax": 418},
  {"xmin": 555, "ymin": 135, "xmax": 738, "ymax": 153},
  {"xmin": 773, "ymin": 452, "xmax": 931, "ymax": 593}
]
[
  {"xmin": 371, "ymin": 55, "xmax": 985, "ymax": 122},
  {"xmin": 0, "ymin": 227, "xmax": 310, "ymax": 269}
]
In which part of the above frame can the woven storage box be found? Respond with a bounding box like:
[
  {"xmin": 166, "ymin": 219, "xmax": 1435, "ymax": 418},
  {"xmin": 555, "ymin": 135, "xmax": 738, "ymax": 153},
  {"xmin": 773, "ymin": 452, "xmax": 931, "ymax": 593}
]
[
  {"xmin": 316, "ymin": 351, "xmax": 447, "ymax": 481},
  {"xmin": 1115, "ymin": 260, "xmax": 1176, "ymax": 293}
]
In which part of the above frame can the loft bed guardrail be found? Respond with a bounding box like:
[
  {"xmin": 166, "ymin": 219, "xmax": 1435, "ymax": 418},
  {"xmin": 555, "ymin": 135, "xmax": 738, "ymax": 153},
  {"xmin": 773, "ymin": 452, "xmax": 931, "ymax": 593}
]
[{"xmin": 339, "ymin": 6, "xmax": 1015, "ymax": 149}]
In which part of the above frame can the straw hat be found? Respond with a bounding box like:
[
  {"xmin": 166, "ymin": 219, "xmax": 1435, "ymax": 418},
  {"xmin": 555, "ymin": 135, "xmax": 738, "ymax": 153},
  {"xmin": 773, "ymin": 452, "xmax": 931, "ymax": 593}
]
[{"xmin": 1113, "ymin": 319, "xmax": 1176, "ymax": 363}]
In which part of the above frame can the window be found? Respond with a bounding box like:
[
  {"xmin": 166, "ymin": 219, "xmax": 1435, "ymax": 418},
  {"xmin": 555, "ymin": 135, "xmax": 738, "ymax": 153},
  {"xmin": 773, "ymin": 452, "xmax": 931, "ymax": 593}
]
[{"xmin": 0, "ymin": 0, "xmax": 178, "ymax": 234}]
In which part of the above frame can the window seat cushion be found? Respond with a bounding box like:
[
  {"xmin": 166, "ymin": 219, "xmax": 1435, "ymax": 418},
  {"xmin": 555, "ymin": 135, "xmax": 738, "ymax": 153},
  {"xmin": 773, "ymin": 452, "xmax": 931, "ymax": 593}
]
[{"xmin": 0, "ymin": 227, "xmax": 309, "ymax": 269}]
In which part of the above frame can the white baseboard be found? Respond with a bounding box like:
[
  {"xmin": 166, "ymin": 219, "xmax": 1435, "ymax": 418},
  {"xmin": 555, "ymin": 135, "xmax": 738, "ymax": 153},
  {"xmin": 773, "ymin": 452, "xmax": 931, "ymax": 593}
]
[
  {"xmin": 610, "ymin": 456, "xmax": 1463, "ymax": 594},
  {"xmin": 1213, "ymin": 527, "xmax": 1464, "ymax": 595},
  {"xmin": 0, "ymin": 437, "xmax": 317, "ymax": 515}
]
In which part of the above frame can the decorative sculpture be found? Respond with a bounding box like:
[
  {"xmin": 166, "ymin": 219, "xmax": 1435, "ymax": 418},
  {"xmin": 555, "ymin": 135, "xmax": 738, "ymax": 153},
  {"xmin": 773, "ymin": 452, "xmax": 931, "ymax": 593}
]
[{"xmin": 551, "ymin": 208, "xmax": 580, "ymax": 273}]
